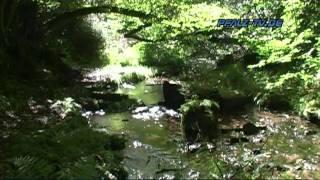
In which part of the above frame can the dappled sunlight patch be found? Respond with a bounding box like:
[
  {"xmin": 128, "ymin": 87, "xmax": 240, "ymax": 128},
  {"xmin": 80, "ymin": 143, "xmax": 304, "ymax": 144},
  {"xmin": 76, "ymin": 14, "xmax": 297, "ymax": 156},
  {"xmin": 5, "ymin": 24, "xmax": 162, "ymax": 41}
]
[{"xmin": 84, "ymin": 65, "xmax": 155, "ymax": 84}]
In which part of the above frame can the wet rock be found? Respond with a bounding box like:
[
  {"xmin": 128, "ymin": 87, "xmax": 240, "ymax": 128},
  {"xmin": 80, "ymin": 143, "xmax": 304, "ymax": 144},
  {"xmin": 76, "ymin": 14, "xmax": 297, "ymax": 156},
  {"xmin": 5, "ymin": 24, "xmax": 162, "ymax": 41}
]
[
  {"xmin": 162, "ymin": 80, "xmax": 185, "ymax": 110},
  {"xmin": 181, "ymin": 99, "xmax": 219, "ymax": 142},
  {"xmin": 229, "ymin": 137, "xmax": 249, "ymax": 145},
  {"xmin": 305, "ymin": 111, "xmax": 320, "ymax": 126},
  {"xmin": 253, "ymin": 149, "xmax": 262, "ymax": 155},
  {"xmin": 242, "ymin": 122, "xmax": 265, "ymax": 135}
]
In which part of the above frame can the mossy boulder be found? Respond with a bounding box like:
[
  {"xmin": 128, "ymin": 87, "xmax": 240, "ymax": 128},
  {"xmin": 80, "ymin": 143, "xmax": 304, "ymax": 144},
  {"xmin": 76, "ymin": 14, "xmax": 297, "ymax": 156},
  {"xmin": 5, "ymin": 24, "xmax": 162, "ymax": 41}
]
[{"xmin": 180, "ymin": 99, "xmax": 220, "ymax": 142}]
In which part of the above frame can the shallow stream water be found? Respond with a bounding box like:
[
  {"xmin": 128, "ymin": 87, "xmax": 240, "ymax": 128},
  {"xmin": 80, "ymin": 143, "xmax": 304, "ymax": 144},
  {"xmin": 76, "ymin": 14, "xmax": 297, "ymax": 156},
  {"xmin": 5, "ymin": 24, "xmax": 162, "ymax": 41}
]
[{"xmin": 93, "ymin": 81, "xmax": 320, "ymax": 179}]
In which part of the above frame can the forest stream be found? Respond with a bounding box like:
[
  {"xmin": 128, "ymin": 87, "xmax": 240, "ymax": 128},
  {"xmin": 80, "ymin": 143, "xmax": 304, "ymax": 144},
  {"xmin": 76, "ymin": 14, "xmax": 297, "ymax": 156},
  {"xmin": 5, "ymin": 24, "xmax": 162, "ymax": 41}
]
[
  {"xmin": 1, "ymin": 1, "xmax": 320, "ymax": 179},
  {"xmin": 91, "ymin": 81, "xmax": 320, "ymax": 179}
]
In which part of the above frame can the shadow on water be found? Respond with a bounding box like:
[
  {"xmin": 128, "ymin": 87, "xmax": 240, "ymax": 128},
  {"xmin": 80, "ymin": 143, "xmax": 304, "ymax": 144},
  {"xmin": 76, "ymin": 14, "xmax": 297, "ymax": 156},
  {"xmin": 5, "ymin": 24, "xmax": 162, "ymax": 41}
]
[{"xmin": 93, "ymin": 81, "xmax": 320, "ymax": 179}]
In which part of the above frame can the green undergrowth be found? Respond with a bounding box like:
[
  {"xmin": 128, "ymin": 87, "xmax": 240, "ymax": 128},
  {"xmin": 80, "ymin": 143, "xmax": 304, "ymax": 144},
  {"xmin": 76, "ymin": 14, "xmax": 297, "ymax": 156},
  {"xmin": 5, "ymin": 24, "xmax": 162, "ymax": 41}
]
[
  {"xmin": 0, "ymin": 77, "xmax": 128, "ymax": 179},
  {"xmin": 1, "ymin": 114, "xmax": 127, "ymax": 179}
]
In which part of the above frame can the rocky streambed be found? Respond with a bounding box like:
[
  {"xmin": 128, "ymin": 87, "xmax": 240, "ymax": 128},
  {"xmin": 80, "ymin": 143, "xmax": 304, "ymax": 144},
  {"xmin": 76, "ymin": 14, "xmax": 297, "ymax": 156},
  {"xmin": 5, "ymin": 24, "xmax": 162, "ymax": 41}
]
[{"xmin": 86, "ymin": 81, "xmax": 320, "ymax": 179}]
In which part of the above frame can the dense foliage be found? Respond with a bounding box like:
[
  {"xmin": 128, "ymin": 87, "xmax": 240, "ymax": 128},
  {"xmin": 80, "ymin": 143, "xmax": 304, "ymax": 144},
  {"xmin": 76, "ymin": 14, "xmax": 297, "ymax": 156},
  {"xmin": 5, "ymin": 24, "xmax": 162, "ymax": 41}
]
[
  {"xmin": 238, "ymin": 0, "xmax": 320, "ymax": 117},
  {"xmin": 1, "ymin": 0, "xmax": 320, "ymax": 178}
]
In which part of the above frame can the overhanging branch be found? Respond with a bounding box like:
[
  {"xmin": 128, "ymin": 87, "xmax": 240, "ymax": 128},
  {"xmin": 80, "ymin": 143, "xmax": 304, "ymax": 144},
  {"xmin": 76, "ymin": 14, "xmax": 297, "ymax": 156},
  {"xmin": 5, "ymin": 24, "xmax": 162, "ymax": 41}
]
[
  {"xmin": 46, "ymin": 5, "xmax": 152, "ymax": 29},
  {"xmin": 123, "ymin": 22, "xmax": 153, "ymax": 36},
  {"xmin": 124, "ymin": 34, "xmax": 155, "ymax": 42}
]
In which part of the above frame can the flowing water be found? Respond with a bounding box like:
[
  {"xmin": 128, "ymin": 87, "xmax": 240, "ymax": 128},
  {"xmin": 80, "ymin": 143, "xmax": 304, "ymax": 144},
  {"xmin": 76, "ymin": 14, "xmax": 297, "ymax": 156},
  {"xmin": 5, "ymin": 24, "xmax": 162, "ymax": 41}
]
[
  {"xmin": 92, "ymin": 81, "xmax": 320, "ymax": 179},
  {"xmin": 93, "ymin": 82, "xmax": 217, "ymax": 179}
]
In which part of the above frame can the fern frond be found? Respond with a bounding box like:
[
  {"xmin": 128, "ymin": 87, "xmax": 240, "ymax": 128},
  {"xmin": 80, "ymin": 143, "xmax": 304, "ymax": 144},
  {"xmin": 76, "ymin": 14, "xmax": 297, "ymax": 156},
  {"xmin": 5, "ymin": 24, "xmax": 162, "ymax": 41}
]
[
  {"xmin": 55, "ymin": 157, "xmax": 98, "ymax": 179},
  {"xmin": 10, "ymin": 156, "xmax": 54, "ymax": 178}
]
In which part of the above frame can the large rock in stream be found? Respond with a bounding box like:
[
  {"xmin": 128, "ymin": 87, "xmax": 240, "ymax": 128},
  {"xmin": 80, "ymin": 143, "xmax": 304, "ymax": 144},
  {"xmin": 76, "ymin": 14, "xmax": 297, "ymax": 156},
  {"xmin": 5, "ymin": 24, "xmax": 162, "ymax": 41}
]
[
  {"xmin": 180, "ymin": 99, "xmax": 219, "ymax": 143},
  {"xmin": 162, "ymin": 80, "xmax": 185, "ymax": 110}
]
